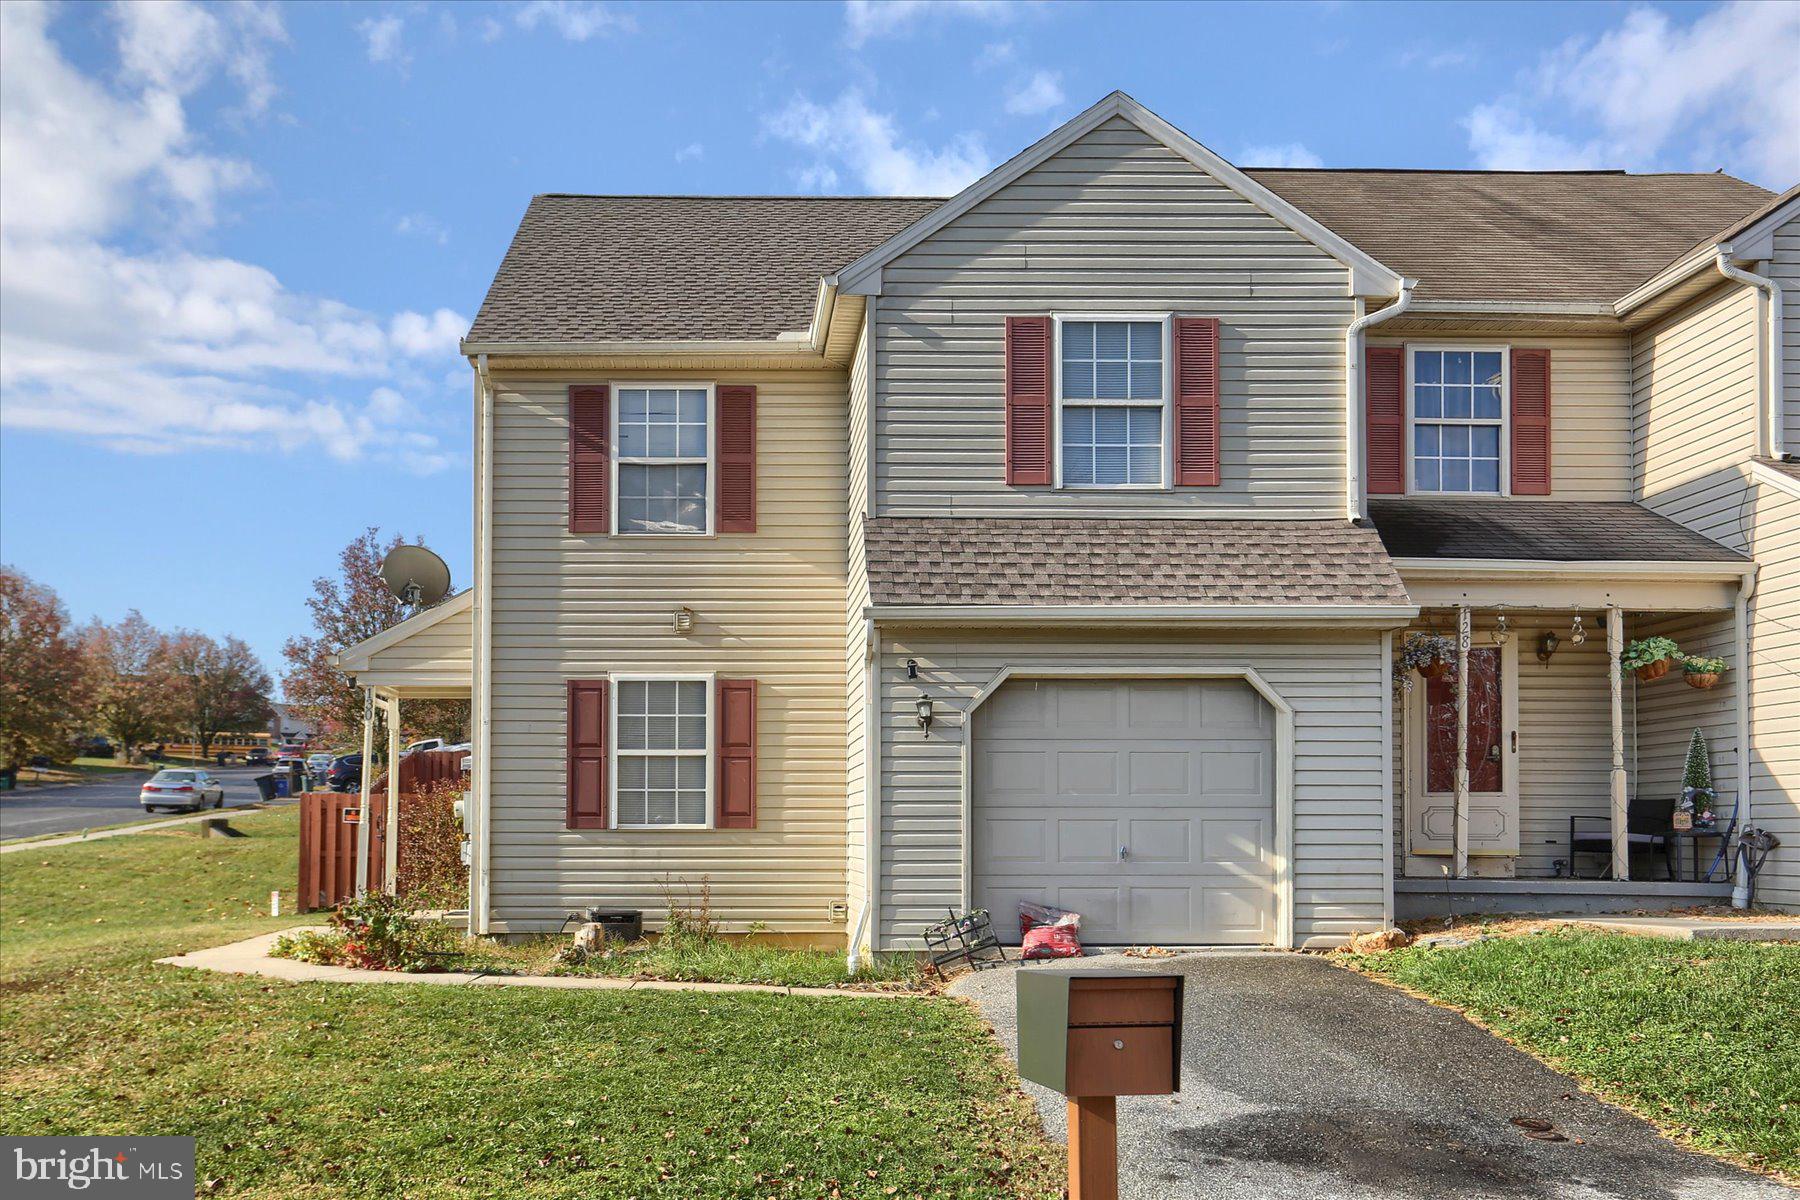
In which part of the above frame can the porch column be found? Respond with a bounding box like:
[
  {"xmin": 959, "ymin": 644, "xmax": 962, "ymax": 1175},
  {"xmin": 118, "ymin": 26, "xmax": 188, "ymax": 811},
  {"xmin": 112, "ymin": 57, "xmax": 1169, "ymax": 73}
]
[
  {"xmin": 1454, "ymin": 605, "xmax": 1471, "ymax": 879},
  {"xmin": 355, "ymin": 688, "xmax": 375, "ymax": 895},
  {"xmin": 384, "ymin": 696, "xmax": 402, "ymax": 895},
  {"xmin": 1607, "ymin": 606, "xmax": 1629, "ymax": 881}
]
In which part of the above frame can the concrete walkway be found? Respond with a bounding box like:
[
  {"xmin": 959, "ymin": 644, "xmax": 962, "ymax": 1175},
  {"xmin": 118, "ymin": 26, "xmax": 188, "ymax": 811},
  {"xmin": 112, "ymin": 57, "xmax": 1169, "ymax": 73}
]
[
  {"xmin": 156, "ymin": 930, "xmax": 922, "ymax": 999},
  {"xmin": 1573, "ymin": 915, "xmax": 1800, "ymax": 941},
  {"xmin": 952, "ymin": 952, "xmax": 1792, "ymax": 1200}
]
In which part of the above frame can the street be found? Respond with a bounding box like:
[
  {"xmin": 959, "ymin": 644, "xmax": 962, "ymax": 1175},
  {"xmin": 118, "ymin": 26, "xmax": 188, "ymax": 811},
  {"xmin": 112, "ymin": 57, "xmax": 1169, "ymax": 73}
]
[{"xmin": 0, "ymin": 766, "xmax": 281, "ymax": 841}]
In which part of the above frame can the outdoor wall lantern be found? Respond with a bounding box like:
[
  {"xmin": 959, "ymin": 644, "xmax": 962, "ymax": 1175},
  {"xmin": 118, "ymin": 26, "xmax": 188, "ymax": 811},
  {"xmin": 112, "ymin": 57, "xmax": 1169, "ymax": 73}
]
[
  {"xmin": 1537, "ymin": 631, "xmax": 1560, "ymax": 666},
  {"xmin": 915, "ymin": 692, "xmax": 934, "ymax": 734}
]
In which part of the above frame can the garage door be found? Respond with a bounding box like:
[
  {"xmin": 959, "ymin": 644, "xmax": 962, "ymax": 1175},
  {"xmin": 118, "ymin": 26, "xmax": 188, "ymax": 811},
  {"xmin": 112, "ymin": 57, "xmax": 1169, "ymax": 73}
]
[{"xmin": 972, "ymin": 677, "xmax": 1276, "ymax": 945}]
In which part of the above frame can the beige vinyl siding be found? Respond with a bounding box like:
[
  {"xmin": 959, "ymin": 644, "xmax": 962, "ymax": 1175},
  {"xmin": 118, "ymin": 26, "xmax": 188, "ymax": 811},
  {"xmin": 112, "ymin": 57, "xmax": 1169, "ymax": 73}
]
[
  {"xmin": 486, "ymin": 369, "xmax": 851, "ymax": 935},
  {"xmin": 845, "ymin": 322, "xmax": 873, "ymax": 918},
  {"xmin": 1632, "ymin": 282, "xmax": 1760, "ymax": 500},
  {"xmin": 1389, "ymin": 617, "xmax": 1635, "ymax": 880},
  {"xmin": 1632, "ymin": 611, "xmax": 1740, "ymax": 838},
  {"xmin": 1775, "ymin": 213, "xmax": 1800, "ymax": 448},
  {"xmin": 875, "ymin": 630, "xmax": 1389, "ymax": 949},
  {"xmin": 1369, "ymin": 334, "xmax": 1633, "ymax": 500},
  {"xmin": 873, "ymin": 116, "xmax": 1355, "ymax": 518},
  {"xmin": 359, "ymin": 600, "xmax": 472, "ymax": 687}
]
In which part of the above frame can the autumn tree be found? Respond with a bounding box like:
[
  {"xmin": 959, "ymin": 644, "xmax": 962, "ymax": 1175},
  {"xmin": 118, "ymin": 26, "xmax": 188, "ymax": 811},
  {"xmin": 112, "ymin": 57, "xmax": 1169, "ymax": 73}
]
[
  {"xmin": 167, "ymin": 631, "xmax": 275, "ymax": 760},
  {"xmin": 0, "ymin": 566, "xmax": 93, "ymax": 771},
  {"xmin": 79, "ymin": 611, "xmax": 178, "ymax": 758},
  {"xmin": 281, "ymin": 528, "xmax": 469, "ymax": 746}
]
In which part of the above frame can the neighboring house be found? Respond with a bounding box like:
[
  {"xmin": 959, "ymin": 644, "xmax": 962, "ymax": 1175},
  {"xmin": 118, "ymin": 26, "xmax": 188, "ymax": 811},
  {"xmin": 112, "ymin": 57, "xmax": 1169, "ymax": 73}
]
[{"xmin": 344, "ymin": 93, "xmax": 1797, "ymax": 951}]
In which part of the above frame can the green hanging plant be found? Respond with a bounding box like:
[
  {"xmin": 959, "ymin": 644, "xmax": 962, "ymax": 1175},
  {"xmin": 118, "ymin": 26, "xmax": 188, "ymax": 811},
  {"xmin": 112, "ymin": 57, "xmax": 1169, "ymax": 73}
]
[{"xmin": 1620, "ymin": 636, "xmax": 1682, "ymax": 680}]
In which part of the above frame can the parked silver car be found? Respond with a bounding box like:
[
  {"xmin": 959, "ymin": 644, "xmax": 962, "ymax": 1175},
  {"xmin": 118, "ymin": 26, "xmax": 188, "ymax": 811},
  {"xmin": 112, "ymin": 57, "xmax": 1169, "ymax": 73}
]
[{"xmin": 140, "ymin": 769, "xmax": 225, "ymax": 812}]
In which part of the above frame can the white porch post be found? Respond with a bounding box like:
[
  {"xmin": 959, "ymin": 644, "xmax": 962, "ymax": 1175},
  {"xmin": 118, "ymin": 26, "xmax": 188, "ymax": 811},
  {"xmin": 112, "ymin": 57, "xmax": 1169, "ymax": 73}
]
[
  {"xmin": 384, "ymin": 696, "xmax": 402, "ymax": 895},
  {"xmin": 1607, "ymin": 606, "xmax": 1629, "ymax": 881},
  {"xmin": 355, "ymin": 688, "xmax": 375, "ymax": 895},
  {"xmin": 1454, "ymin": 605, "xmax": 1471, "ymax": 879}
]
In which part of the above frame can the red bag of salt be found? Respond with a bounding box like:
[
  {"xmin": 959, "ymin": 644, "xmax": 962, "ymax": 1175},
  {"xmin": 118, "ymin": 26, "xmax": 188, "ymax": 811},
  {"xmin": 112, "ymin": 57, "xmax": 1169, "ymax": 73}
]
[{"xmin": 1018, "ymin": 901, "xmax": 1082, "ymax": 960}]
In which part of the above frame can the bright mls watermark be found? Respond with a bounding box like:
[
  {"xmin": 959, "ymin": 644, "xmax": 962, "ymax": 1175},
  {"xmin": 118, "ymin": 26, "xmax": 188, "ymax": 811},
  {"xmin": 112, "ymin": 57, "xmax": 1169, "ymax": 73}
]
[{"xmin": 4, "ymin": 1139, "xmax": 193, "ymax": 1198}]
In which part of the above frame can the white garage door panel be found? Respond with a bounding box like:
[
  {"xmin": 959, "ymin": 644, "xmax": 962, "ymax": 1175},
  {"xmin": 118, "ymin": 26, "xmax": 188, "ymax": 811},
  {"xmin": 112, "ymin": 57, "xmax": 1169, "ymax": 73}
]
[{"xmin": 973, "ymin": 678, "xmax": 1276, "ymax": 945}]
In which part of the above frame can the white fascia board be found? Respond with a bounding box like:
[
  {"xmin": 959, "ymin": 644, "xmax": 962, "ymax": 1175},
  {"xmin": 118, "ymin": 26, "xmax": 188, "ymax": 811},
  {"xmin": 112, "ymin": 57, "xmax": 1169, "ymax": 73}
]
[
  {"xmin": 458, "ymin": 338, "xmax": 816, "ymax": 358},
  {"xmin": 1749, "ymin": 459, "xmax": 1800, "ymax": 498},
  {"xmin": 1407, "ymin": 300, "xmax": 1616, "ymax": 317},
  {"xmin": 1392, "ymin": 557, "xmax": 1750, "ymax": 581},
  {"xmin": 334, "ymin": 590, "xmax": 474, "ymax": 672},
  {"xmin": 831, "ymin": 91, "xmax": 1403, "ymax": 300},
  {"xmin": 865, "ymin": 603, "xmax": 1419, "ymax": 627},
  {"xmin": 1615, "ymin": 192, "xmax": 1800, "ymax": 316}
]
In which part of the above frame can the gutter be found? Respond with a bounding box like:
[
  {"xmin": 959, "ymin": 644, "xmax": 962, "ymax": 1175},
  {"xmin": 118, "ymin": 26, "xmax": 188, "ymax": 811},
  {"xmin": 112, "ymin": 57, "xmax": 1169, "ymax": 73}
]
[
  {"xmin": 1345, "ymin": 279, "xmax": 1418, "ymax": 521},
  {"xmin": 1714, "ymin": 250, "xmax": 1786, "ymax": 459},
  {"xmin": 864, "ymin": 603, "xmax": 1419, "ymax": 627},
  {"xmin": 457, "ymin": 338, "xmax": 823, "ymax": 358},
  {"xmin": 472, "ymin": 352, "xmax": 495, "ymax": 936}
]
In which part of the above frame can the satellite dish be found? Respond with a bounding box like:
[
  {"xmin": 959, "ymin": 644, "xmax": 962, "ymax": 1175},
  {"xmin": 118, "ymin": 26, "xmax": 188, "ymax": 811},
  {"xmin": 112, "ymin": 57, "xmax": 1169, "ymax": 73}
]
[{"xmin": 380, "ymin": 545, "xmax": 451, "ymax": 610}]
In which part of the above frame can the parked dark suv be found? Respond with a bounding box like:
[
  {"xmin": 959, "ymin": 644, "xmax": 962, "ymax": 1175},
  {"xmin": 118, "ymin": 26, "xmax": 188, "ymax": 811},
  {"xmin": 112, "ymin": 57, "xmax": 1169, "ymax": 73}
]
[
  {"xmin": 245, "ymin": 747, "xmax": 272, "ymax": 767},
  {"xmin": 326, "ymin": 754, "xmax": 363, "ymax": 793}
]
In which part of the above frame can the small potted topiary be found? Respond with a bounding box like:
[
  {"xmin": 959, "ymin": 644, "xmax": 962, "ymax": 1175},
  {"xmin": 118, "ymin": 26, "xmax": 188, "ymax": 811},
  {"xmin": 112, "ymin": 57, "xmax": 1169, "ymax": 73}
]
[
  {"xmin": 1620, "ymin": 636, "xmax": 1682, "ymax": 682},
  {"xmin": 1682, "ymin": 654, "xmax": 1727, "ymax": 690},
  {"xmin": 1398, "ymin": 632, "xmax": 1457, "ymax": 683},
  {"xmin": 1677, "ymin": 729, "xmax": 1717, "ymax": 831}
]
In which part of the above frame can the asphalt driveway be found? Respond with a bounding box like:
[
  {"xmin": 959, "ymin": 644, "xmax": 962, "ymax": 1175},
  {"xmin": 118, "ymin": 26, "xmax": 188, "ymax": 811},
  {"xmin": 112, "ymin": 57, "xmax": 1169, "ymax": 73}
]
[{"xmin": 951, "ymin": 953, "xmax": 1791, "ymax": 1200}]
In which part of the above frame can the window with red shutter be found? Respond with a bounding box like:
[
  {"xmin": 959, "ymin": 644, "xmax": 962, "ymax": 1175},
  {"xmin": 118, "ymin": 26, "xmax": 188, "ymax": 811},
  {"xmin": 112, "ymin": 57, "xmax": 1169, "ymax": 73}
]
[
  {"xmin": 568, "ymin": 386, "xmax": 610, "ymax": 533},
  {"xmin": 716, "ymin": 385, "xmax": 756, "ymax": 531},
  {"xmin": 1004, "ymin": 317, "xmax": 1052, "ymax": 485},
  {"xmin": 1510, "ymin": 348, "xmax": 1552, "ymax": 495},
  {"xmin": 1365, "ymin": 346, "xmax": 1405, "ymax": 496},
  {"xmin": 715, "ymin": 679, "xmax": 756, "ymax": 829},
  {"xmin": 566, "ymin": 680, "xmax": 609, "ymax": 829},
  {"xmin": 1173, "ymin": 317, "xmax": 1221, "ymax": 486}
]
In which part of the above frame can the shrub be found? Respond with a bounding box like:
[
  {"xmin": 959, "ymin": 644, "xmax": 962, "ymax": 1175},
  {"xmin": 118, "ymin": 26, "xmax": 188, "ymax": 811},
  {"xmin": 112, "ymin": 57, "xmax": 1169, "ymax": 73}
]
[
  {"xmin": 269, "ymin": 893, "xmax": 458, "ymax": 972},
  {"xmin": 396, "ymin": 778, "xmax": 468, "ymax": 909}
]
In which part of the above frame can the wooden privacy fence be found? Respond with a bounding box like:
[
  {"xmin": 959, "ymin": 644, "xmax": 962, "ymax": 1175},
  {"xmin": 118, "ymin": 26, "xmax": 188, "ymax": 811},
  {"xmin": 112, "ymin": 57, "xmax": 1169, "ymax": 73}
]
[{"xmin": 297, "ymin": 750, "xmax": 466, "ymax": 911}]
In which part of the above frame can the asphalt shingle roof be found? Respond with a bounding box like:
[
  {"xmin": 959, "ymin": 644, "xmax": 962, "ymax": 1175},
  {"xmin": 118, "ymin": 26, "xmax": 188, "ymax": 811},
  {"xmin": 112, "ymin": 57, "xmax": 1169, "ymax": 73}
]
[
  {"xmin": 1367, "ymin": 499, "xmax": 1748, "ymax": 563},
  {"xmin": 863, "ymin": 517, "xmax": 1411, "ymax": 608}
]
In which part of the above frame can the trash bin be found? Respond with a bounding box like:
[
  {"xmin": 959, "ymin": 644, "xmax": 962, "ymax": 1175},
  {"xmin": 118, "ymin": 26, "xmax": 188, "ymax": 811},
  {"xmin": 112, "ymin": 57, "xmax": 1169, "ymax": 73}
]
[
  {"xmin": 0, "ymin": 769, "xmax": 15, "ymax": 792},
  {"xmin": 272, "ymin": 773, "xmax": 291, "ymax": 798},
  {"xmin": 253, "ymin": 773, "xmax": 278, "ymax": 802}
]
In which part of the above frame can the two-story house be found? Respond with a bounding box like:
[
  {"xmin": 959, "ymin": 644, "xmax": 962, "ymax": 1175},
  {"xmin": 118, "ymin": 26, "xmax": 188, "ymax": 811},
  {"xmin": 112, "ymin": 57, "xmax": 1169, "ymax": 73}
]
[{"xmin": 336, "ymin": 93, "xmax": 1797, "ymax": 953}]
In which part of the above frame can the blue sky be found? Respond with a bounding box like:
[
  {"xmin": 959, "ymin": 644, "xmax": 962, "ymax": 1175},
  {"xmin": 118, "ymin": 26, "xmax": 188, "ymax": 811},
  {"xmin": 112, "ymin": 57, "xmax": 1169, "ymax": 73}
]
[{"xmin": 2, "ymin": 0, "xmax": 1795, "ymax": 684}]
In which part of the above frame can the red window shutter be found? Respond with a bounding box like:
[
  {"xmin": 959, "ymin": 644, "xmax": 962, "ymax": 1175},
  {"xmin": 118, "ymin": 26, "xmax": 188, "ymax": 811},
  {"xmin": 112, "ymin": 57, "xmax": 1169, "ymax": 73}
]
[
  {"xmin": 716, "ymin": 384, "xmax": 757, "ymax": 532},
  {"xmin": 566, "ymin": 679, "xmax": 609, "ymax": 829},
  {"xmin": 1365, "ymin": 346, "xmax": 1406, "ymax": 495},
  {"xmin": 1004, "ymin": 316, "xmax": 1052, "ymax": 485},
  {"xmin": 1510, "ymin": 348, "xmax": 1552, "ymax": 495},
  {"xmin": 1173, "ymin": 317, "xmax": 1221, "ymax": 486},
  {"xmin": 715, "ymin": 679, "xmax": 757, "ymax": 829},
  {"xmin": 569, "ymin": 385, "xmax": 610, "ymax": 533}
]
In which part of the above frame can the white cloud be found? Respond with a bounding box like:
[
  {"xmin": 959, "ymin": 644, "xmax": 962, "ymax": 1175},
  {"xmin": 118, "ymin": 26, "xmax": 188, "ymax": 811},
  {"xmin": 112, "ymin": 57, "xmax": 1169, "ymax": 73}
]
[
  {"xmin": 974, "ymin": 40, "xmax": 1015, "ymax": 69},
  {"xmin": 766, "ymin": 90, "xmax": 990, "ymax": 195},
  {"xmin": 674, "ymin": 142, "xmax": 704, "ymax": 163},
  {"xmin": 1003, "ymin": 69, "xmax": 1064, "ymax": 116},
  {"xmin": 395, "ymin": 212, "xmax": 450, "ymax": 244},
  {"xmin": 514, "ymin": 1, "xmax": 635, "ymax": 41},
  {"xmin": 1237, "ymin": 142, "xmax": 1325, "ymax": 169},
  {"xmin": 843, "ymin": 0, "xmax": 1020, "ymax": 48},
  {"xmin": 0, "ymin": 2, "xmax": 463, "ymax": 473},
  {"xmin": 357, "ymin": 13, "xmax": 407, "ymax": 65},
  {"xmin": 1396, "ymin": 44, "xmax": 1471, "ymax": 71},
  {"xmin": 795, "ymin": 163, "xmax": 841, "ymax": 192},
  {"xmin": 1464, "ymin": 1, "xmax": 1800, "ymax": 184}
]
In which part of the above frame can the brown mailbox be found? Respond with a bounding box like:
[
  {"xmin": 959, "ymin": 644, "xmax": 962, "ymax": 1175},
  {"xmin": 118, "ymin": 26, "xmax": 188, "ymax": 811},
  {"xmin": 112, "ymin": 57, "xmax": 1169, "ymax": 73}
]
[{"xmin": 1016, "ymin": 971, "xmax": 1183, "ymax": 1097}]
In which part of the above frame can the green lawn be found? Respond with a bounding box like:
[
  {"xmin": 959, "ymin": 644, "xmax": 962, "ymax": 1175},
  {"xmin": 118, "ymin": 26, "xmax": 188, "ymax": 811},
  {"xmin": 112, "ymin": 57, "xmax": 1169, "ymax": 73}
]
[
  {"xmin": 0, "ymin": 810, "xmax": 1059, "ymax": 1198},
  {"xmin": 1353, "ymin": 929, "xmax": 1800, "ymax": 1178}
]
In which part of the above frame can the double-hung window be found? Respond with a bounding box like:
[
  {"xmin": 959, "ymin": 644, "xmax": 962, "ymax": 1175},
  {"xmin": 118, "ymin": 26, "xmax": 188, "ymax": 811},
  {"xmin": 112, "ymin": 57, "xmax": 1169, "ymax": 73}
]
[
  {"xmin": 616, "ymin": 385, "xmax": 712, "ymax": 534},
  {"xmin": 1057, "ymin": 317, "xmax": 1169, "ymax": 488},
  {"xmin": 1411, "ymin": 349, "xmax": 1505, "ymax": 494},
  {"xmin": 613, "ymin": 678, "xmax": 710, "ymax": 828}
]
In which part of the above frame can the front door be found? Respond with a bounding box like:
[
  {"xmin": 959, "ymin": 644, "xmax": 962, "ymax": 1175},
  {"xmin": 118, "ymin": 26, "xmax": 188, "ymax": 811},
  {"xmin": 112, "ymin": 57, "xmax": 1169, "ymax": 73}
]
[{"xmin": 1405, "ymin": 642, "xmax": 1519, "ymax": 864}]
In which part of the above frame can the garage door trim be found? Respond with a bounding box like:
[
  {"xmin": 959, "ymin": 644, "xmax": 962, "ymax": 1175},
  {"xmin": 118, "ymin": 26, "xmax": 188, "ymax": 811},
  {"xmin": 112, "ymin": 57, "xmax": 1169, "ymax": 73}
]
[{"xmin": 960, "ymin": 665, "xmax": 1296, "ymax": 950}]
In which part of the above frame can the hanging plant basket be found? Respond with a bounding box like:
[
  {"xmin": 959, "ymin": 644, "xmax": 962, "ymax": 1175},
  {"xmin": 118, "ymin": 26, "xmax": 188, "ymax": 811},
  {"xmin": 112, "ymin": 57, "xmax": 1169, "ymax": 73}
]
[
  {"xmin": 1397, "ymin": 633, "xmax": 1458, "ymax": 689},
  {"xmin": 1621, "ymin": 636, "xmax": 1683, "ymax": 683},
  {"xmin": 1682, "ymin": 656, "xmax": 1727, "ymax": 690},
  {"xmin": 1634, "ymin": 659, "xmax": 1672, "ymax": 682},
  {"xmin": 1418, "ymin": 660, "xmax": 1452, "ymax": 680},
  {"xmin": 1684, "ymin": 672, "xmax": 1720, "ymax": 690}
]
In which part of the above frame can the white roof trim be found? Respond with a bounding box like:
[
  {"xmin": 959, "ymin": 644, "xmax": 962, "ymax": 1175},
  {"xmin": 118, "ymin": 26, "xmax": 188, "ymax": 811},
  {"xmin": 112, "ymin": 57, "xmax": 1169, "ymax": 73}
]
[
  {"xmin": 1392, "ymin": 558, "xmax": 1747, "ymax": 580},
  {"xmin": 865, "ymin": 603, "xmax": 1418, "ymax": 627},
  {"xmin": 1750, "ymin": 459, "xmax": 1800, "ymax": 498},
  {"xmin": 1615, "ymin": 189, "xmax": 1800, "ymax": 316},
  {"xmin": 333, "ymin": 590, "xmax": 473, "ymax": 674},
  {"xmin": 459, "ymin": 339, "xmax": 818, "ymax": 358},
  {"xmin": 831, "ymin": 91, "xmax": 1404, "ymax": 299}
]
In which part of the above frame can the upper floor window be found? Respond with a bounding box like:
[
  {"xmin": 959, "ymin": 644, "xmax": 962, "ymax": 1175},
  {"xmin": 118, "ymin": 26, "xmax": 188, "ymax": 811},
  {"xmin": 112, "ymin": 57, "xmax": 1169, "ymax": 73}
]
[
  {"xmin": 1056, "ymin": 317, "xmax": 1169, "ymax": 487},
  {"xmin": 1411, "ymin": 348, "xmax": 1504, "ymax": 494},
  {"xmin": 616, "ymin": 385, "xmax": 711, "ymax": 534}
]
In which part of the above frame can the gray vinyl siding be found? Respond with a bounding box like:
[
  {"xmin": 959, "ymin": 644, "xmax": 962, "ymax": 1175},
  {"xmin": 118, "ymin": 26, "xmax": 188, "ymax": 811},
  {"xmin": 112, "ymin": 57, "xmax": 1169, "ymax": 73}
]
[
  {"xmin": 873, "ymin": 115, "xmax": 1355, "ymax": 518},
  {"xmin": 485, "ymin": 368, "xmax": 851, "ymax": 935},
  {"xmin": 1774, "ymin": 213, "xmax": 1800, "ymax": 448},
  {"xmin": 1632, "ymin": 282, "xmax": 1760, "ymax": 501},
  {"xmin": 1369, "ymin": 334, "xmax": 1634, "ymax": 501},
  {"xmin": 874, "ymin": 630, "xmax": 1390, "ymax": 950}
]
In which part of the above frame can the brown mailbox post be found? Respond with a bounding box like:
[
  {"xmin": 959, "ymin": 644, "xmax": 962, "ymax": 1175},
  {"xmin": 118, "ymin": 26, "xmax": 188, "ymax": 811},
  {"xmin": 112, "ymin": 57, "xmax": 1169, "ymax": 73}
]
[{"xmin": 1016, "ymin": 971, "xmax": 1183, "ymax": 1200}]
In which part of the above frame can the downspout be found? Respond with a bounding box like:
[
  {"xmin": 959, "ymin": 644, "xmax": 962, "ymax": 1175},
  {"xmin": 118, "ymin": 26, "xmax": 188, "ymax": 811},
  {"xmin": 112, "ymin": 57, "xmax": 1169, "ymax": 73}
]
[
  {"xmin": 845, "ymin": 619, "xmax": 880, "ymax": 975},
  {"xmin": 472, "ymin": 353, "xmax": 495, "ymax": 934},
  {"xmin": 1344, "ymin": 279, "xmax": 1419, "ymax": 520},
  {"xmin": 1714, "ymin": 251, "xmax": 1785, "ymax": 459}
]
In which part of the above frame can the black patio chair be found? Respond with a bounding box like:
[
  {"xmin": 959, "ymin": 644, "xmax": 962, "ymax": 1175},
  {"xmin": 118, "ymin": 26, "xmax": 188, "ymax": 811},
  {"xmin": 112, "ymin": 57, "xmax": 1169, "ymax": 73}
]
[{"xmin": 1566, "ymin": 794, "xmax": 1675, "ymax": 880}]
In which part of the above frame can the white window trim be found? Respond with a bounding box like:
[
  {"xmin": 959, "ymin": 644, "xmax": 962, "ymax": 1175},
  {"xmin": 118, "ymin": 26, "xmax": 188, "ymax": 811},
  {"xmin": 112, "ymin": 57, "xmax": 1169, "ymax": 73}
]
[
  {"xmin": 610, "ymin": 382, "xmax": 718, "ymax": 537},
  {"xmin": 1403, "ymin": 343, "xmax": 1511, "ymax": 498},
  {"xmin": 608, "ymin": 671, "xmax": 715, "ymax": 830},
  {"xmin": 1052, "ymin": 312, "xmax": 1174, "ymax": 491}
]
